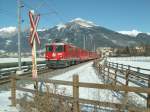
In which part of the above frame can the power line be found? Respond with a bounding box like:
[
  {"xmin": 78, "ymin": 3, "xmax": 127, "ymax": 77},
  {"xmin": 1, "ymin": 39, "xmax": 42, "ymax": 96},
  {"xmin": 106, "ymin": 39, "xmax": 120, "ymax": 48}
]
[
  {"xmin": 40, "ymin": 11, "xmax": 57, "ymax": 16},
  {"xmin": 22, "ymin": 0, "xmax": 66, "ymax": 23},
  {"xmin": 22, "ymin": 1, "xmax": 34, "ymax": 10},
  {"xmin": 34, "ymin": 2, "xmax": 46, "ymax": 11},
  {"xmin": 40, "ymin": 0, "xmax": 65, "ymax": 22},
  {"xmin": 24, "ymin": 0, "xmax": 65, "ymax": 28},
  {"xmin": 22, "ymin": 0, "xmax": 74, "ymax": 30},
  {"xmin": 47, "ymin": 0, "xmax": 75, "ymax": 21},
  {"xmin": 0, "ymin": 9, "xmax": 17, "ymax": 18}
]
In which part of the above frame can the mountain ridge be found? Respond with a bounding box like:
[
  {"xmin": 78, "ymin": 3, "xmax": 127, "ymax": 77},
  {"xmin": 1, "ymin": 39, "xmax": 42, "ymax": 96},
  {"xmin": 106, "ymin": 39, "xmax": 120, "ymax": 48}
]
[{"xmin": 0, "ymin": 18, "xmax": 150, "ymax": 53}]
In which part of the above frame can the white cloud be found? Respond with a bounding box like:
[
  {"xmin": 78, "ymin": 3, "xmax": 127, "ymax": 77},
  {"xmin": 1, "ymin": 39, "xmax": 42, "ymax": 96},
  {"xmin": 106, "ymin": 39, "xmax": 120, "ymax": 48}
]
[{"xmin": 118, "ymin": 30, "xmax": 141, "ymax": 37}]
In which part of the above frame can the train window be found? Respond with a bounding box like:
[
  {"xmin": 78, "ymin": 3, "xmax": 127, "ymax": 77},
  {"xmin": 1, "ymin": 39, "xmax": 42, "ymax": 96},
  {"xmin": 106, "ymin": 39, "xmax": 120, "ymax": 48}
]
[
  {"xmin": 69, "ymin": 47, "xmax": 72, "ymax": 52},
  {"xmin": 56, "ymin": 45, "xmax": 64, "ymax": 52},
  {"xmin": 46, "ymin": 46, "xmax": 53, "ymax": 52}
]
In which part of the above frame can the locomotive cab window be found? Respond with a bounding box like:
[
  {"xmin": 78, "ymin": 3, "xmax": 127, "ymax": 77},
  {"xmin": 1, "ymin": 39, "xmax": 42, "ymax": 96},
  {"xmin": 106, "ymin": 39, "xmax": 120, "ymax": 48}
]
[
  {"xmin": 56, "ymin": 45, "xmax": 64, "ymax": 52},
  {"xmin": 46, "ymin": 46, "xmax": 53, "ymax": 52}
]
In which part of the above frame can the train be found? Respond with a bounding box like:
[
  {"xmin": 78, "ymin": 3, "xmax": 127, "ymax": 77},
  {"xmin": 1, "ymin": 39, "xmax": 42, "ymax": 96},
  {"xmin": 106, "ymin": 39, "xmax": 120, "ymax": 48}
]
[{"xmin": 45, "ymin": 39, "xmax": 99, "ymax": 68}]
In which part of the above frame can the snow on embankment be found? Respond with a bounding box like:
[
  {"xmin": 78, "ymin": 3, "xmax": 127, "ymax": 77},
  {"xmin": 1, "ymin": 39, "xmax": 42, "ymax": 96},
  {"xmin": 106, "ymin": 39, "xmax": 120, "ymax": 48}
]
[
  {"xmin": 107, "ymin": 57, "xmax": 149, "ymax": 107},
  {"xmin": 51, "ymin": 62, "xmax": 120, "ymax": 103},
  {"xmin": 108, "ymin": 57, "xmax": 150, "ymax": 69},
  {"xmin": 108, "ymin": 57, "xmax": 150, "ymax": 74},
  {"xmin": 0, "ymin": 61, "xmax": 120, "ymax": 112},
  {"xmin": 0, "ymin": 91, "xmax": 18, "ymax": 112},
  {"xmin": 0, "ymin": 58, "xmax": 45, "ymax": 64}
]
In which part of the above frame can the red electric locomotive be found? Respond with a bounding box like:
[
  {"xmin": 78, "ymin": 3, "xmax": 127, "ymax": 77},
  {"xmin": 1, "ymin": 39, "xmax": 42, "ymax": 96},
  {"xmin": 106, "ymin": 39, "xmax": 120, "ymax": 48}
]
[{"xmin": 45, "ymin": 39, "xmax": 98, "ymax": 68}]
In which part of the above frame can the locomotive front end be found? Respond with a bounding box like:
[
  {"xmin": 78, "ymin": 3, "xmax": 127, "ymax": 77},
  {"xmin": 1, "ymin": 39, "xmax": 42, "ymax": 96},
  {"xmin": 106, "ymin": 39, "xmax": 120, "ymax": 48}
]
[{"xmin": 45, "ymin": 43, "xmax": 66, "ymax": 68}]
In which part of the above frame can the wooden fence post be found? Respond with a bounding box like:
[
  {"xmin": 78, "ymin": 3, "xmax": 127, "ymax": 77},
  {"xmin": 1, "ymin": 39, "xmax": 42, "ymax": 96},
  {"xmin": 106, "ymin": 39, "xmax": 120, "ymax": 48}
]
[
  {"xmin": 121, "ymin": 64, "xmax": 123, "ymax": 71},
  {"xmin": 137, "ymin": 67, "xmax": 140, "ymax": 73},
  {"xmin": 11, "ymin": 75, "xmax": 16, "ymax": 106},
  {"xmin": 125, "ymin": 70, "xmax": 129, "ymax": 87},
  {"xmin": 147, "ymin": 76, "xmax": 150, "ymax": 108},
  {"xmin": 121, "ymin": 69, "xmax": 130, "ymax": 111},
  {"xmin": 73, "ymin": 75, "xmax": 79, "ymax": 112},
  {"xmin": 102, "ymin": 66, "xmax": 105, "ymax": 80},
  {"xmin": 128, "ymin": 65, "xmax": 130, "ymax": 71},
  {"xmin": 99, "ymin": 64, "xmax": 102, "ymax": 73},
  {"xmin": 113, "ymin": 69, "xmax": 117, "ymax": 85},
  {"xmin": 107, "ymin": 67, "xmax": 110, "ymax": 82},
  {"xmin": 116, "ymin": 63, "xmax": 118, "ymax": 70},
  {"xmin": 109, "ymin": 62, "xmax": 110, "ymax": 68},
  {"xmin": 112, "ymin": 62, "xmax": 114, "ymax": 68},
  {"xmin": 35, "ymin": 79, "xmax": 38, "ymax": 95}
]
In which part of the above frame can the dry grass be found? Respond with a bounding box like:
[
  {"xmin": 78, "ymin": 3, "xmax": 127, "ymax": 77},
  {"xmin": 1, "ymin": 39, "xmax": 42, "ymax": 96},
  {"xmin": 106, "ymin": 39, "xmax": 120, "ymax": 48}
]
[{"xmin": 17, "ymin": 84, "xmax": 73, "ymax": 112}]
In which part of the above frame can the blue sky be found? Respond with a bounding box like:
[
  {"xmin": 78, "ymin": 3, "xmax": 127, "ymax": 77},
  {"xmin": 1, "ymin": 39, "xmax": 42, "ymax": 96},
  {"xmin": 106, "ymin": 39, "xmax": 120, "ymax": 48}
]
[{"xmin": 0, "ymin": 0, "xmax": 150, "ymax": 32}]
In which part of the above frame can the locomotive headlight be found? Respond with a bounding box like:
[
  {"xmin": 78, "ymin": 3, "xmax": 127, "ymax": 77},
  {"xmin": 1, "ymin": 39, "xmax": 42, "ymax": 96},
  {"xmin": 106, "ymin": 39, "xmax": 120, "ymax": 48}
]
[
  {"xmin": 57, "ymin": 53, "xmax": 63, "ymax": 58},
  {"xmin": 52, "ymin": 53, "xmax": 56, "ymax": 57}
]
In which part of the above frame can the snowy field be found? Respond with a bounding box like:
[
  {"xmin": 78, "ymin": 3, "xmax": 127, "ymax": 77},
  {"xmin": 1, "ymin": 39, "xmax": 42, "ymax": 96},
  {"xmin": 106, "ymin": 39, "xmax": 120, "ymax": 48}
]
[
  {"xmin": 0, "ymin": 61, "xmax": 120, "ymax": 112},
  {"xmin": 0, "ymin": 58, "xmax": 45, "ymax": 63},
  {"xmin": 51, "ymin": 62, "xmax": 119, "ymax": 102},
  {"xmin": 107, "ymin": 56, "xmax": 149, "ymax": 107},
  {"xmin": 107, "ymin": 56, "xmax": 150, "ymax": 74},
  {"xmin": 0, "ymin": 58, "xmax": 148, "ymax": 111},
  {"xmin": 108, "ymin": 56, "xmax": 150, "ymax": 70}
]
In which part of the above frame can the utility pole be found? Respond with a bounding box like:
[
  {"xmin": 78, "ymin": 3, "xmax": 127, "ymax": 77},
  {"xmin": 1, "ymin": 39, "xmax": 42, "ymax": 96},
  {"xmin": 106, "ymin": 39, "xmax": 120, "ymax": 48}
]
[
  {"xmin": 16, "ymin": 0, "xmax": 22, "ymax": 74},
  {"xmin": 90, "ymin": 36, "xmax": 93, "ymax": 51},
  {"xmin": 94, "ymin": 42, "xmax": 95, "ymax": 51},
  {"xmin": 83, "ymin": 35, "xmax": 86, "ymax": 49}
]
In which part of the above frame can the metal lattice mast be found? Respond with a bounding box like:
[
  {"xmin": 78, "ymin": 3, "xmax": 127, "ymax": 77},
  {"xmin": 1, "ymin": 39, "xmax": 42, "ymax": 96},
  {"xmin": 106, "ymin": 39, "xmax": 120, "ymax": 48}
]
[{"xmin": 83, "ymin": 35, "xmax": 86, "ymax": 49}]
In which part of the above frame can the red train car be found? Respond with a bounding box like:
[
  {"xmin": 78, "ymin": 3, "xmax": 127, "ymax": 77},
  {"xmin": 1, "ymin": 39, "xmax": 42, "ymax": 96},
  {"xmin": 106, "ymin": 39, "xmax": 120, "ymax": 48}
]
[{"xmin": 45, "ymin": 40, "xmax": 98, "ymax": 68}]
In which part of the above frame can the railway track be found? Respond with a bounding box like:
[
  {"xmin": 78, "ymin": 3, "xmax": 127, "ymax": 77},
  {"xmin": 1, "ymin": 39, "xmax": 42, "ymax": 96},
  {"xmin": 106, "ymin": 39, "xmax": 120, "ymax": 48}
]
[
  {"xmin": 0, "ymin": 61, "xmax": 93, "ymax": 85},
  {"xmin": 0, "ymin": 66, "xmax": 53, "ymax": 85}
]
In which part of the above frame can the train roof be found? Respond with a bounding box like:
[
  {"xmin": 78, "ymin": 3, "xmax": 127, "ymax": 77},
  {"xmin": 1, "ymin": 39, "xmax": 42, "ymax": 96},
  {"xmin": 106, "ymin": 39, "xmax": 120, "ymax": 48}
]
[{"xmin": 46, "ymin": 42, "xmax": 65, "ymax": 46}]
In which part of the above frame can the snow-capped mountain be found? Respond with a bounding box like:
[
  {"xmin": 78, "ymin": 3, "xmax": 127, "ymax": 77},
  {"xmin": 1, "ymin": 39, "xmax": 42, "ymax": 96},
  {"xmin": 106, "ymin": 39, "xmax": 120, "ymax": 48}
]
[
  {"xmin": 0, "ymin": 26, "xmax": 17, "ymax": 33},
  {"xmin": 56, "ymin": 23, "xmax": 67, "ymax": 30},
  {"xmin": 0, "ymin": 26, "xmax": 17, "ymax": 38},
  {"xmin": 118, "ymin": 29, "xmax": 150, "ymax": 37},
  {"xmin": 56, "ymin": 18, "xmax": 97, "ymax": 30},
  {"xmin": 118, "ymin": 30, "xmax": 141, "ymax": 37},
  {"xmin": 45, "ymin": 18, "xmax": 140, "ymax": 49},
  {"xmin": 70, "ymin": 18, "xmax": 97, "ymax": 28},
  {"xmin": 0, "ymin": 18, "xmax": 150, "ymax": 53}
]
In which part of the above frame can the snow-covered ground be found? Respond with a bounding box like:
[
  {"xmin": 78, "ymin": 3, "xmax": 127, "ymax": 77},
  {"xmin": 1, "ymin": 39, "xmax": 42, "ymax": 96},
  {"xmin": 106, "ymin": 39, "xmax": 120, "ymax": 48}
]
[
  {"xmin": 108, "ymin": 56, "xmax": 150, "ymax": 69},
  {"xmin": 108, "ymin": 56, "xmax": 150, "ymax": 74},
  {"xmin": 0, "ymin": 58, "xmax": 45, "ymax": 63},
  {"xmin": 51, "ymin": 62, "xmax": 119, "ymax": 102},
  {"xmin": 0, "ymin": 58, "xmax": 148, "ymax": 111},
  {"xmin": 107, "ymin": 57, "xmax": 149, "ymax": 107},
  {"xmin": 0, "ymin": 61, "xmax": 120, "ymax": 112},
  {"xmin": 0, "ymin": 91, "xmax": 18, "ymax": 112}
]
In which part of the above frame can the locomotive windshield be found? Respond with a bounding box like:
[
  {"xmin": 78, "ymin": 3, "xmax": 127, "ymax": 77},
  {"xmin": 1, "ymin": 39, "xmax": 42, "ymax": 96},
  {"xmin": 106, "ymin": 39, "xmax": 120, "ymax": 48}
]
[
  {"xmin": 46, "ymin": 45, "xmax": 64, "ymax": 52},
  {"xmin": 46, "ymin": 46, "xmax": 53, "ymax": 52},
  {"xmin": 55, "ymin": 45, "xmax": 64, "ymax": 52}
]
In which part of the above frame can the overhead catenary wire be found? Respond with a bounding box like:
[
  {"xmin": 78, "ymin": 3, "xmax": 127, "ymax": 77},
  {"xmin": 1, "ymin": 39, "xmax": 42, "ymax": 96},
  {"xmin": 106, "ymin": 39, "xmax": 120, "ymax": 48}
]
[
  {"xmin": 0, "ymin": 9, "xmax": 17, "ymax": 18},
  {"xmin": 22, "ymin": 0, "xmax": 76, "ymax": 28},
  {"xmin": 40, "ymin": 0, "xmax": 66, "ymax": 23},
  {"xmin": 22, "ymin": 0, "xmax": 62, "ymax": 28}
]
